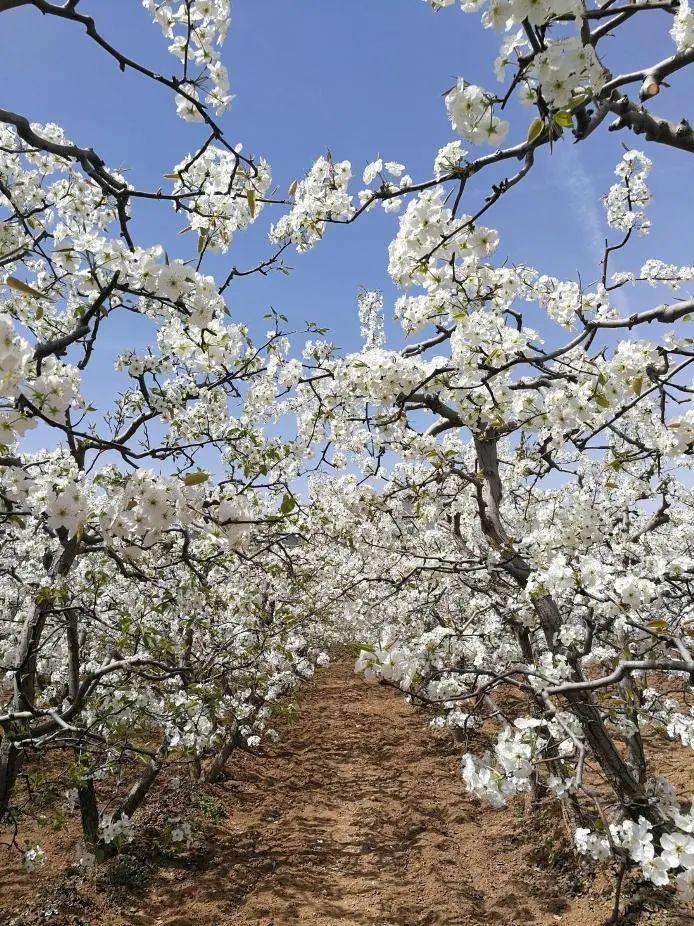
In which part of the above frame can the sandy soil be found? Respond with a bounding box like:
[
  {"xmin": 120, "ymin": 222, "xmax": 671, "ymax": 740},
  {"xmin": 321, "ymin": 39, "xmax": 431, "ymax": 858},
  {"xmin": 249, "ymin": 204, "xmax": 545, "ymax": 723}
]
[{"xmin": 1, "ymin": 662, "xmax": 692, "ymax": 925}]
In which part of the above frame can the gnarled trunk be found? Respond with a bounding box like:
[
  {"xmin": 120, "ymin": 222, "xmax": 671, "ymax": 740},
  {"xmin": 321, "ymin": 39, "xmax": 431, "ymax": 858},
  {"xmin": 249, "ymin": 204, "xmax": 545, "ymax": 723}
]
[
  {"xmin": 473, "ymin": 433, "xmax": 654, "ymax": 821},
  {"xmin": 202, "ymin": 720, "xmax": 238, "ymax": 783},
  {"xmin": 0, "ymin": 536, "xmax": 80, "ymax": 817}
]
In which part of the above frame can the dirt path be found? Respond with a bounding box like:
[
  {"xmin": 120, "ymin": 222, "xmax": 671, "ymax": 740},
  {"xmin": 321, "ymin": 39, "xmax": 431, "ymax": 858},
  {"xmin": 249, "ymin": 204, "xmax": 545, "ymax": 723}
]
[
  {"xmin": 11, "ymin": 661, "xmax": 686, "ymax": 925},
  {"xmin": 142, "ymin": 662, "xmax": 614, "ymax": 926}
]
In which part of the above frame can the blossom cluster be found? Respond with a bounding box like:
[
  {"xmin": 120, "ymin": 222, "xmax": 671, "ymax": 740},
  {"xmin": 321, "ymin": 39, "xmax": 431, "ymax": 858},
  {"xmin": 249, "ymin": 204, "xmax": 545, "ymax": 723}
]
[
  {"xmin": 445, "ymin": 81, "xmax": 509, "ymax": 146},
  {"xmin": 528, "ymin": 37, "xmax": 605, "ymax": 110},
  {"xmin": 143, "ymin": 0, "xmax": 232, "ymax": 119},
  {"xmin": 357, "ymin": 290, "xmax": 385, "ymax": 349},
  {"xmin": 270, "ymin": 156, "xmax": 354, "ymax": 251},
  {"xmin": 576, "ymin": 813, "xmax": 694, "ymax": 897},
  {"xmin": 671, "ymin": 0, "xmax": 694, "ymax": 53},
  {"xmin": 358, "ymin": 158, "xmax": 411, "ymax": 212},
  {"xmin": 604, "ymin": 150, "xmax": 653, "ymax": 234},
  {"xmin": 462, "ymin": 722, "xmax": 547, "ymax": 807},
  {"xmin": 170, "ymin": 145, "xmax": 272, "ymax": 252}
]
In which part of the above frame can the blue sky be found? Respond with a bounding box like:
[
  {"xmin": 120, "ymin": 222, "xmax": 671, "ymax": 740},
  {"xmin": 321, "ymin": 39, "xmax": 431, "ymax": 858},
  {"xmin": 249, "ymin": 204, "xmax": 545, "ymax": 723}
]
[{"xmin": 2, "ymin": 1, "xmax": 693, "ymax": 376}]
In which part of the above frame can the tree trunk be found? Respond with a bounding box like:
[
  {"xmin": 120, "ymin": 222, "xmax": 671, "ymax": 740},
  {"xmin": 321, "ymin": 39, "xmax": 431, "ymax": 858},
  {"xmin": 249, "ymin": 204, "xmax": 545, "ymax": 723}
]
[
  {"xmin": 0, "ymin": 536, "xmax": 80, "ymax": 817},
  {"xmin": 620, "ymin": 676, "xmax": 647, "ymax": 785},
  {"xmin": 0, "ymin": 739, "xmax": 20, "ymax": 819},
  {"xmin": 473, "ymin": 433, "xmax": 655, "ymax": 822},
  {"xmin": 116, "ymin": 748, "xmax": 167, "ymax": 821},
  {"xmin": 76, "ymin": 777, "xmax": 116, "ymax": 863},
  {"xmin": 203, "ymin": 721, "xmax": 238, "ymax": 783},
  {"xmin": 75, "ymin": 746, "xmax": 166, "ymax": 863}
]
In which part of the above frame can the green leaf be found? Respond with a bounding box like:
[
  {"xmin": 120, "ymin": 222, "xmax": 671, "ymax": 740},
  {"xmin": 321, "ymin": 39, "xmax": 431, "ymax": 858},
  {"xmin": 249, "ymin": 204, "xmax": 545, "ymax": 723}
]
[
  {"xmin": 648, "ymin": 619, "xmax": 669, "ymax": 631},
  {"xmin": 280, "ymin": 493, "xmax": 296, "ymax": 515},
  {"xmin": 353, "ymin": 642, "xmax": 375, "ymax": 654},
  {"xmin": 569, "ymin": 92, "xmax": 590, "ymax": 109},
  {"xmin": 553, "ymin": 110, "xmax": 573, "ymax": 128},
  {"xmin": 35, "ymin": 586, "xmax": 55, "ymax": 605},
  {"xmin": 631, "ymin": 376, "xmax": 643, "ymax": 396},
  {"xmin": 594, "ymin": 393, "xmax": 610, "ymax": 409},
  {"xmin": 247, "ymin": 188, "xmax": 257, "ymax": 218},
  {"xmin": 527, "ymin": 118, "xmax": 545, "ymax": 144},
  {"xmin": 183, "ymin": 470, "xmax": 209, "ymax": 486},
  {"xmin": 5, "ymin": 276, "xmax": 49, "ymax": 301}
]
